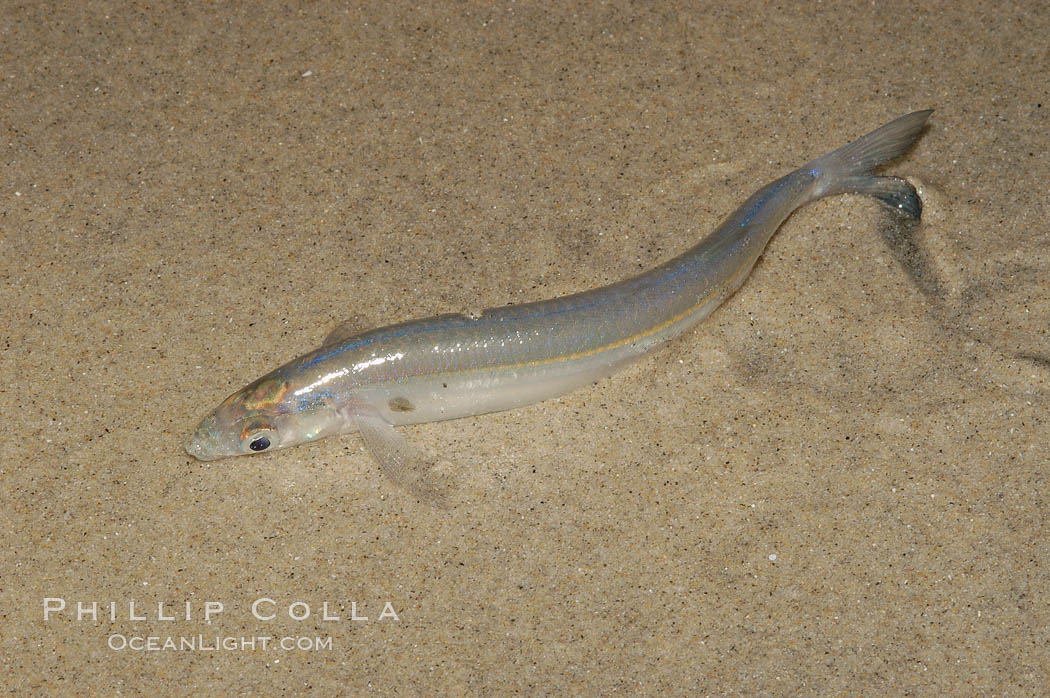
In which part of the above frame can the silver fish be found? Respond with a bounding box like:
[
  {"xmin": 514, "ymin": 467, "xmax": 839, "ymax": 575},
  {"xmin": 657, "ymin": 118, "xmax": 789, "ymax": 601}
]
[{"xmin": 187, "ymin": 111, "xmax": 931, "ymax": 495}]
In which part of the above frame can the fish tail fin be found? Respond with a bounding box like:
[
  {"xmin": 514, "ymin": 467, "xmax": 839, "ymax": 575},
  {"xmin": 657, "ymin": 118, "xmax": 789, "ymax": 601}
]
[{"xmin": 808, "ymin": 110, "xmax": 932, "ymax": 218}]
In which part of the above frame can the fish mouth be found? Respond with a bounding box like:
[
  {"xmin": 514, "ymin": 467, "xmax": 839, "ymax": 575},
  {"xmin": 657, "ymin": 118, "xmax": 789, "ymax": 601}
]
[
  {"xmin": 184, "ymin": 436, "xmax": 220, "ymax": 461},
  {"xmin": 185, "ymin": 414, "xmax": 225, "ymax": 461}
]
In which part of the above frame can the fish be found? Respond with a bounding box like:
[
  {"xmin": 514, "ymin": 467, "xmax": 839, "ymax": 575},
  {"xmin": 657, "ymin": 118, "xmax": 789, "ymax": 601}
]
[{"xmin": 186, "ymin": 110, "xmax": 932, "ymax": 497}]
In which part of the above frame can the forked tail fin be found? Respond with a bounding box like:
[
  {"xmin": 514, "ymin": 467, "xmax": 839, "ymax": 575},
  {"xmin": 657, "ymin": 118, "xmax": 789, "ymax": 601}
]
[{"xmin": 809, "ymin": 110, "xmax": 932, "ymax": 218}]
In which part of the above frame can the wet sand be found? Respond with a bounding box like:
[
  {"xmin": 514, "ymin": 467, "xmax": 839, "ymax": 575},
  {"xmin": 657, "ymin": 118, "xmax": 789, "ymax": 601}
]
[{"xmin": 4, "ymin": 1, "xmax": 1049, "ymax": 693}]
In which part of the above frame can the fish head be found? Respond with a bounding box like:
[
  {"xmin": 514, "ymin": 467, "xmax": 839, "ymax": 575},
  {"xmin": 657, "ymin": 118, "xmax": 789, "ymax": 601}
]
[{"xmin": 185, "ymin": 372, "xmax": 337, "ymax": 461}]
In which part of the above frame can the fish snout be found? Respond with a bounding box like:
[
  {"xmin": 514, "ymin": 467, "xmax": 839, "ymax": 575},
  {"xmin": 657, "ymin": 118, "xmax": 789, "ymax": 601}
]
[{"xmin": 185, "ymin": 414, "xmax": 226, "ymax": 461}]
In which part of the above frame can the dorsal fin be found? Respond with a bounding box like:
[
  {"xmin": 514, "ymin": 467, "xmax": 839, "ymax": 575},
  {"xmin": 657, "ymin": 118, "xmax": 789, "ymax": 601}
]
[{"xmin": 321, "ymin": 315, "xmax": 368, "ymax": 347}]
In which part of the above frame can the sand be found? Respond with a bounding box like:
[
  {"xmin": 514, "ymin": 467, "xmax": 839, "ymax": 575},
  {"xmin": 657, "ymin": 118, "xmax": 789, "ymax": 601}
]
[{"xmin": 4, "ymin": 1, "xmax": 1049, "ymax": 694}]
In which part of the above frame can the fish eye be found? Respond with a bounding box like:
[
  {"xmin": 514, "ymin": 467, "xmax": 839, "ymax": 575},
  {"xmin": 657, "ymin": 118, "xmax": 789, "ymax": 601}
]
[{"xmin": 241, "ymin": 417, "xmax": 276, "ymax": 454}]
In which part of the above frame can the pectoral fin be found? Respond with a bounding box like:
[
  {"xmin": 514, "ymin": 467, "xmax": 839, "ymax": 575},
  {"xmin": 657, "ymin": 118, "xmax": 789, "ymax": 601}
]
[{"xmin": 348, "ymin": 406, "xmax": 450, "ymax": 506}]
